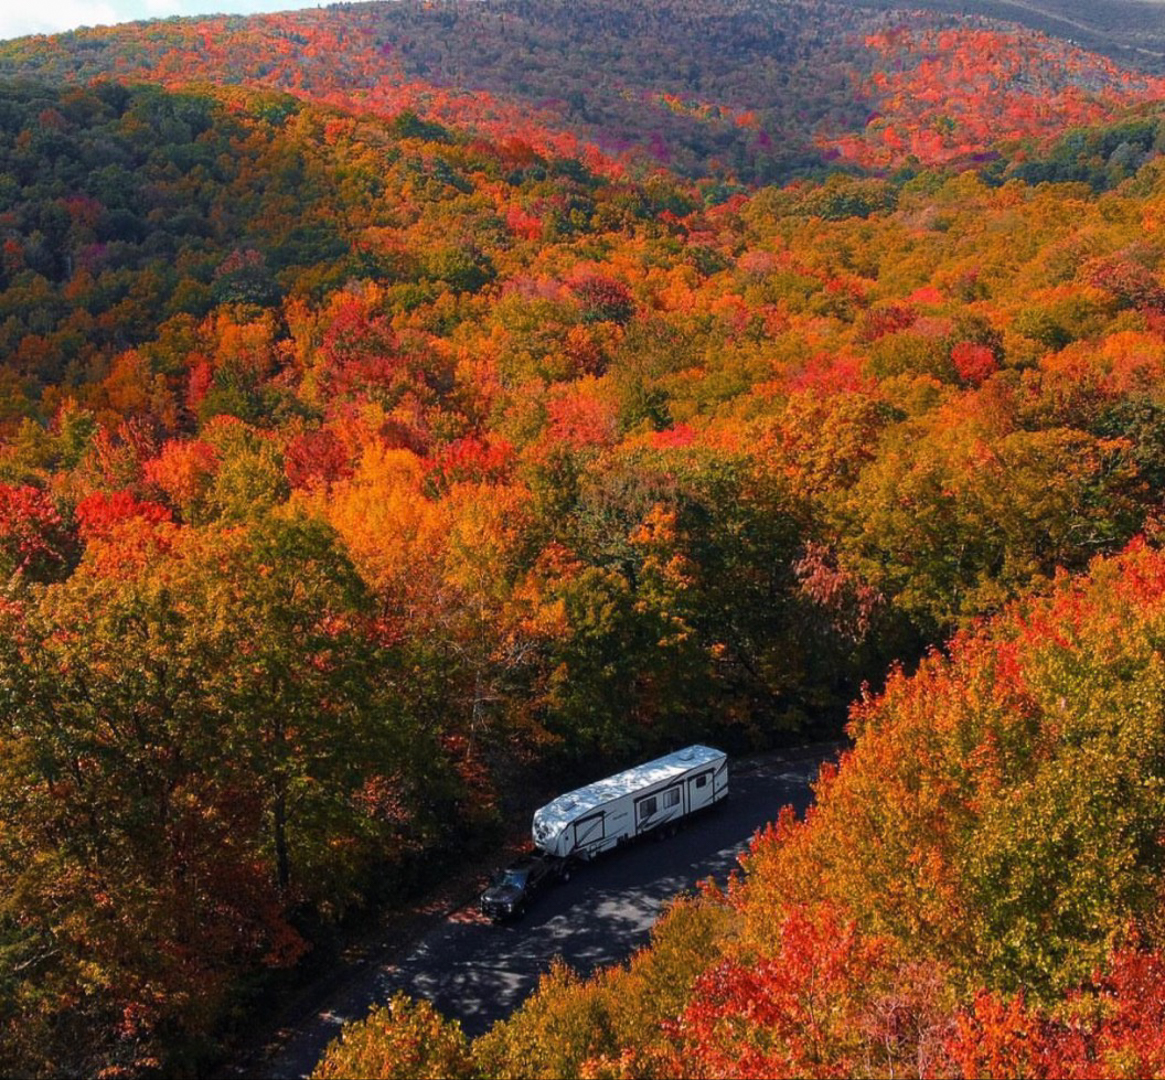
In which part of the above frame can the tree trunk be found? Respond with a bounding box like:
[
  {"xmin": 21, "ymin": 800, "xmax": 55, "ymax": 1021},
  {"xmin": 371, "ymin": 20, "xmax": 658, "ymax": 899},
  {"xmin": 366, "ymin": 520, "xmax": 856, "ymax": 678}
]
[
  {"xmin": 272, "ymin": 710, "xmax": 290, "ymax": 893},
  {"xmin": 274, "ymin": 779, "xmax": 290, "ymax": 893}
]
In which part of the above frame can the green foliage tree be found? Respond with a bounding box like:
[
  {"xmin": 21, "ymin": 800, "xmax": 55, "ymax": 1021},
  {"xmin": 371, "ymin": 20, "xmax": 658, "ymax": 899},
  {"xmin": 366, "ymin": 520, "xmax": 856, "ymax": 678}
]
[{"xmin": 0, "ymin": 512, "xmax": 441, "ymax": 1074}]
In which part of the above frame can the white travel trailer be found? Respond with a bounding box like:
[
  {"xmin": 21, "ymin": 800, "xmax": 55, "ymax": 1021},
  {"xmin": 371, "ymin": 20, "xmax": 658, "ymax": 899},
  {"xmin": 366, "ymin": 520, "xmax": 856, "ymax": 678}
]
[{"xmin": 532, "ymin": 745, "xmax": 728, "ymax": 861}]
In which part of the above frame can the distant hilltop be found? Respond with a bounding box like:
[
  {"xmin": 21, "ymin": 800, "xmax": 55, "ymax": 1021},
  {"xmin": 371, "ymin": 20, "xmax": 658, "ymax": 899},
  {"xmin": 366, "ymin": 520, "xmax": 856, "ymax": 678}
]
[{"xmin": 1, "ymin": 0, "xmax": 1163, "ymax": 181}]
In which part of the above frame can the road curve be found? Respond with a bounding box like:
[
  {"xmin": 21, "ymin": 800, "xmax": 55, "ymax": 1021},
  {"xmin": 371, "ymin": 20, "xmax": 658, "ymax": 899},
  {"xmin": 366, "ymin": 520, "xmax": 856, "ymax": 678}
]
[{"xmin": 260, "ymin": 745, "xmax": 839, "ymax": 1079}]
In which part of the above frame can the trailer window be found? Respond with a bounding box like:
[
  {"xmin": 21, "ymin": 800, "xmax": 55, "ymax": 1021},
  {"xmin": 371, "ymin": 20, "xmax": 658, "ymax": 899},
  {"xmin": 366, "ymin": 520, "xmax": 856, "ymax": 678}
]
[
  {"xmin": 664, "ymin": 788, "xmax": 680, "ymax": 809},
  {"xmin": 639, "ymin": 797, "xmax": 657, "ymax": 821},
  {"xmin": 695, "ymin": 775, "xmax": 707, "ymax": 789}
]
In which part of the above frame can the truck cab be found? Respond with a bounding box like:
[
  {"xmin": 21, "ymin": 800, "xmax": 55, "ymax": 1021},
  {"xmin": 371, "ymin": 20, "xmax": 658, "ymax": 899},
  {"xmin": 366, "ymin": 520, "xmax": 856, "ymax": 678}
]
[{"xmin": 479, "ymin": 853, "xmax": 564, "ymax": 922}]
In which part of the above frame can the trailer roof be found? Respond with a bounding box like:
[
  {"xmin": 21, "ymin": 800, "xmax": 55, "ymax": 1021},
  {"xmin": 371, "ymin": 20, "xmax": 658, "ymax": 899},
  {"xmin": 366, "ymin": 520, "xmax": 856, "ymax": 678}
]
[{"xmin": 533, "ymin": 744, "xmax": 725, "ymax": 843}]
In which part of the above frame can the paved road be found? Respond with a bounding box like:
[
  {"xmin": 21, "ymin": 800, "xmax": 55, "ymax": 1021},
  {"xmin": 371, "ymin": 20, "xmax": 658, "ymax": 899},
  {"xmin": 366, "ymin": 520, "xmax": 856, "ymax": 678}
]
[{"xmin": 261, "ymin": 746, "xmax": 838, "ymax": 1078}]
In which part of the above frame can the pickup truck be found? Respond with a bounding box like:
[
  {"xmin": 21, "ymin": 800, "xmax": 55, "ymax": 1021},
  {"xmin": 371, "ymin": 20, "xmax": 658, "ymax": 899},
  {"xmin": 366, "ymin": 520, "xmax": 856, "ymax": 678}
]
[{"xmin": 479, "ymin": 852, "xmax": 569, "ymax": 922}]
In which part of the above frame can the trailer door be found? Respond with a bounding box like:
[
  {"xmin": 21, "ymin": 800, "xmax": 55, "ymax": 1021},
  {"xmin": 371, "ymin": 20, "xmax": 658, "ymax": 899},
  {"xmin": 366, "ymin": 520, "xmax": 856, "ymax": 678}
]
[
  {"xmin": 713, "ymin": 758, "xmax": 728, "ymax": 801},
  {"xmin": 688, "ymin": 769, "xmax": 713, "ymax": 811}
]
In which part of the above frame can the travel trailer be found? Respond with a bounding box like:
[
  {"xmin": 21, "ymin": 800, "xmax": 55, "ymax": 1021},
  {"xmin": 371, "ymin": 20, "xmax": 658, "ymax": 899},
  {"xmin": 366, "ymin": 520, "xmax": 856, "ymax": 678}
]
[{"xmin": 531, "ymin": 744, "xmax": 728, "ymax": 861}]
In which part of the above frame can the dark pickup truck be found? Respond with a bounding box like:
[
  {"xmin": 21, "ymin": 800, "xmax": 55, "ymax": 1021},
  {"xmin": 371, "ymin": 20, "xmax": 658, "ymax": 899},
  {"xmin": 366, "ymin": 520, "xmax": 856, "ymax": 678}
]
[{"xmin": 479, "ymin": 852, "xmax": 569, "ymax": 922}]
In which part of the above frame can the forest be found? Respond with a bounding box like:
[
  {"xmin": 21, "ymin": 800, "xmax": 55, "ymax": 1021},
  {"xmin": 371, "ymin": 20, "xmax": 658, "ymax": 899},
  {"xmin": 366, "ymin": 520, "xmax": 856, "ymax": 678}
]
[
  {"xmin": 1, "ymin": 0, "xmax": 1165, "ymax": 1076},
  {"xmin": 2, "ymin": 0, "xmax": 1164, "ymax": 181}
]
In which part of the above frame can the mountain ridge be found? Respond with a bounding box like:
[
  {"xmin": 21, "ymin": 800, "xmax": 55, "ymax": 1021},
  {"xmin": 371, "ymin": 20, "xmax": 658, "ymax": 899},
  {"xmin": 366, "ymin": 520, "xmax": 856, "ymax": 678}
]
[{"xmin": 2, "ymin": 0, "xmax": 1163, "ymax": 181}]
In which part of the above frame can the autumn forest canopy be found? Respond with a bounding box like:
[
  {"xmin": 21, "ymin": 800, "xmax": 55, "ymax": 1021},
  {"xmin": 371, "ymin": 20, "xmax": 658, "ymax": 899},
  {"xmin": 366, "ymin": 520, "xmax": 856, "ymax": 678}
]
[{"xmin": 2, "ymin": 0, "xmax": 1165, "ymax": 1076}]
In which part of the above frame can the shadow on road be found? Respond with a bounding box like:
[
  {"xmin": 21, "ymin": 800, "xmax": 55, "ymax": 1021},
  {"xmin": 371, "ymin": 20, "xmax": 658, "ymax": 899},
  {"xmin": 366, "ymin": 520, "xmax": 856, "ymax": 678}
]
[{"xmin": 257, "ymin": 747, "xmax": 839, "ymax": 1076}]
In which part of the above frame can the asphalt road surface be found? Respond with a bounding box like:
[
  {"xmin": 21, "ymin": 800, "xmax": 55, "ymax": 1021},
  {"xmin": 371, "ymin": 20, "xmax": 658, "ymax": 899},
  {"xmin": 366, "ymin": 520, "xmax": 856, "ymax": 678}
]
[{"xmin": 261, "ymin": 745, "xmax": 839, "ymax": 1078}]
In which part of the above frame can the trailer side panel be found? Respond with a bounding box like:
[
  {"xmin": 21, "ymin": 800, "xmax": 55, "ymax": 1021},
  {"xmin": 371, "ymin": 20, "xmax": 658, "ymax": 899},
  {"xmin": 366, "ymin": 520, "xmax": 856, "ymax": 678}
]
[{"xmin": 532, "ymin": 745, "xmax": 728, "ymax": 859}]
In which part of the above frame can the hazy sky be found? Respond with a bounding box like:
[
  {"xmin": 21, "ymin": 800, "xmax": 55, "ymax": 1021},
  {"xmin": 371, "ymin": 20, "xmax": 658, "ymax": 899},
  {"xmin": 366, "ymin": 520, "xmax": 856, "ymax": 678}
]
[{"xmin": 0, "ymin": 1, "xmax": 343, "ymax": 43}]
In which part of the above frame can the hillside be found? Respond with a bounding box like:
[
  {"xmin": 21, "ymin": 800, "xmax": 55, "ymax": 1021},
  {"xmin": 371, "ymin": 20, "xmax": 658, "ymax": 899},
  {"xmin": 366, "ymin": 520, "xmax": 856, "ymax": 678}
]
[
  {"xmin": 1, "ymin": 0, "xmax": 1164, "ymax": 180},
  {"xmin": 861, "ymin": 0, "xmax": 1165, "ymax": 75}
]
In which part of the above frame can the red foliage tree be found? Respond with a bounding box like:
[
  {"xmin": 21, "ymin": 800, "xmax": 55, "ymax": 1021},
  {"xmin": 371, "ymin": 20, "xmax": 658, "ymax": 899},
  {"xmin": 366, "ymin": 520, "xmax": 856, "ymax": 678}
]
[
  {"xmin": 0, "ymin": 484, "xmax": 75, "ymax": 582},
  {"xmin": 75, "ymin": 490, "xmax": 173, "ymax": 543},
  {"xmin": 673, "ymin": 904, "xmax": 890, "ymax": 1079},
  {"xmin": 424, "ymin": 435, "xmax": 515, "ymax": 493},
  {"xmin": 284, "ymin": 428, "xmax": 355, "ymax": 490},
  {"xmin": 572, "ymin": 275, "xmax": 636, "ymax": 325},
  {"xmin": 951, "ymin": 341, "xmax": 999, "ymax": 386}
]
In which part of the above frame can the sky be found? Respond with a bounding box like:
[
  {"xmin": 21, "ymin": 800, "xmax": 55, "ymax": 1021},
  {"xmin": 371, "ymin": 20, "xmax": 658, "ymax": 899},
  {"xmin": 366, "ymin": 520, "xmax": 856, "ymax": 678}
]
[{"xmin": 0, "ymin": 1, "xmax": 348, "ymax": 43}]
